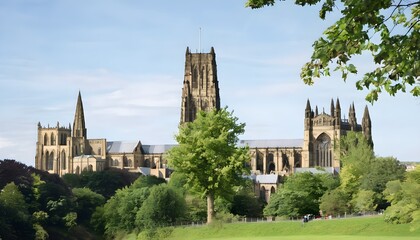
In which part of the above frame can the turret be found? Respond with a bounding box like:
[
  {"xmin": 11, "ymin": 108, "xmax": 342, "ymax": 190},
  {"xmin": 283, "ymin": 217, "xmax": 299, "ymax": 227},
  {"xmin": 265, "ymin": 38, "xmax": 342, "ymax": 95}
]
[
  {"xmin": 335, "ymin": 98, "xmax": 341, "ymax": 126},
  {"xmin": 72, "ymin": 91, "xmax": 87, "ymax": 138},
  {"xmin": 348, "ymin": 102, "xmax": 357, "ymax": 130},
  {"xmin": 362, "ymin": 105, "xmax": 373, "ymax": 148},
  {"xmin": 305, "ymin": 99, "xmax": 311, "ymax": 118},
  {"xmin": 330, "ymin": 99, "xmax": 335, "ymax": 116}
]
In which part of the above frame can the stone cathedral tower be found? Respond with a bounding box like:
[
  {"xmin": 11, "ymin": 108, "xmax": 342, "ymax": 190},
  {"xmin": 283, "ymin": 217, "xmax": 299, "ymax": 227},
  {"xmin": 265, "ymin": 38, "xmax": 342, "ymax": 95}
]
[
  {"xmin": 301, "ymin": 98, "xmax": 372, "ymax": 169},
  {"xmin": 35, "ymin": 92, "xmax": 106, "ymax": 176},
  {"xmin": 180, "ymin": 47, "xmax": 220, "ymax": 124}
]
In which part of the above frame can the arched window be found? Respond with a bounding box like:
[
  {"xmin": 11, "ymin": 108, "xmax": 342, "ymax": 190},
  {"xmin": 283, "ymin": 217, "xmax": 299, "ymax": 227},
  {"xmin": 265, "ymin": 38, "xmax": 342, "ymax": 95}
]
[
  {"xmin": 113, "ymin": 159, "xmax": 119, "ymax": 166},
  {"xmin": 260, "ymin": 186, "xmax": 266, "ymax": 202},
  {"xmin": 123, "ymin": 156, "xmax": 128, "ymax": 167},
  {"xmin": 267, "ymin": 153, "xmax": 275, "ymax": 173},
  {"xmin": 60, "ymin": 133, "xmax": 67, "ymax": 145},
  {"xmin": 50, "ymin": 133, "xmax": 56, "ymax": 145},
  {"xmin": 75, "ymin": 166, "xmax": 80, "ymax": 174},
  {"xmin": 256, "ymin": 151, "xmax": 263, "ymax": 172},
  {"xmin": 144, "ymin": 159, "xmax": 150, "ymax": 167},
  {"xmin": 44, "ymin": 133, "xmax": 48, "ymax": 145},
  {"xmin": 61, "ymin": 150, "xmax": 66, "ymax": 170},
  {"xmin": 192, "ymin": 66, "xmax": 198, "ymax": 88},
  {"xmin": 270, "ymin": 186, "xmax": 276, "ymax": 194},
  {"xmin": 47, "ymin": 151, "xmax": 54, "ymax": 170},
  {"xmin": 282, "ymin": 153, "xmax": 290, "ymax": 171},
  {"xmin": 88, "ymin": 164, "xmax": 93, "ymax": 172},
  {"xmin": 98, "ymin": 148, "xmax": 102, "ymax": 155},
  {"xmin": 315, "ymin": 133, "xmax": 332, "ymax": 167}
]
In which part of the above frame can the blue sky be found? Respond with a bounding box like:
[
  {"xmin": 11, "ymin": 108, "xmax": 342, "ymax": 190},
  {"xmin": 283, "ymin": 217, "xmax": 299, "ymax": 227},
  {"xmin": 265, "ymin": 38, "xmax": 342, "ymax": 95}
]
[{"xmin": 0, "ymin": 1, "xmax": 419, "ymax": 167}]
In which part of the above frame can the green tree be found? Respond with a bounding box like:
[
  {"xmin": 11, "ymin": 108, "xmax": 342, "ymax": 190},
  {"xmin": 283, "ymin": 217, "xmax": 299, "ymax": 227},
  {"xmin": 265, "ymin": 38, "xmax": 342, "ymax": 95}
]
[
  {"xmin": 338, "ymin": 132, "xmax": 405, "ymax": 211},
  {"xmin": 383, "ymin": 166, "xmax": 420, "ymax": 229},
  {"xmin": 131, "ymin": 175, "xmax": 166, "ymax": 189},
  {"xmin": 351, "ymin": 189, "xmax": 378, "ymax": 214},
  {"xmin": 320, "ymin": 188, "xmax": 349, "ymax": 217},
  {"xmin": 63, "ymin": 169, "xmax": 139, "ymax": 199},
  {"xmin": 361, "ymin": 157, "xmax": 405, "ymax": 194},
  {"xmin": 99, "ymin": 175, "xmax": 165, "ymax": 237},
  {"xmin": 264, "ymin": 172, "xmax": 338, "ymax": 218},
  {"xmin": 166, "ymin": 108, "xmax": 250, "ymax": 223},
  {"xmin": 135, "ymin": 184, "xmax": 186, "ymax": 229},
  {"xmin": 102, "ymin": 186, "xmax": 150, "ymax": 236},
  {"xmin": 231, "ymin": 180, "xmax": 264, "ymax": 218},
  {"xmin": 0, "ymin": 182, "xmax": 34, "ymax": 239},
  {"xmin": 72, "ymin": 187, "xmax": 105, "ymax": 225},
  {"xmin": 246, "ymin": 0, "xmax": 420, "ymax": 102},
  {"xmin": 339, "ymin": 132, "xmax": 375, "ymax": 195}
]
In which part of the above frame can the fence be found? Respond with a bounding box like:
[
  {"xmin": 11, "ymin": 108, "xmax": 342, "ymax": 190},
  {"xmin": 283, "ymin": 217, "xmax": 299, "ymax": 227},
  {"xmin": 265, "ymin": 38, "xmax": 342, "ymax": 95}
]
[{"xmin": 161, "ymin": 211, "xmax": 382, "ymax": 228}]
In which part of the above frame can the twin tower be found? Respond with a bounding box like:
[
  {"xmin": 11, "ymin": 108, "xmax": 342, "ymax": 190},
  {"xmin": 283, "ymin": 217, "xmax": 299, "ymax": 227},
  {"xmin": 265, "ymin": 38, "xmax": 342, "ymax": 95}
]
[{"xmin": 35, "ymin": 47, "xmax": 372, "ymax": 177}]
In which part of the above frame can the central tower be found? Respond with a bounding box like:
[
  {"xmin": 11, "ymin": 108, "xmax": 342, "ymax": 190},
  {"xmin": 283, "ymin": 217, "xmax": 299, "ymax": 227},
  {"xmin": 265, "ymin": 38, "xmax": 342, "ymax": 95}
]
[{"xmin": 180, "ymin": 47, "xmax": 220, "ymax": 124}]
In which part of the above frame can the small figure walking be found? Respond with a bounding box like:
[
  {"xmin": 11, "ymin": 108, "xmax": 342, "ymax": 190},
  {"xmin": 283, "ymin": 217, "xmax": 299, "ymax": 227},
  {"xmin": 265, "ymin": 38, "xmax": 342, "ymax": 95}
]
[{"xmin": 302, "ymin": 215, "xmax": 308, "ymax": 227}]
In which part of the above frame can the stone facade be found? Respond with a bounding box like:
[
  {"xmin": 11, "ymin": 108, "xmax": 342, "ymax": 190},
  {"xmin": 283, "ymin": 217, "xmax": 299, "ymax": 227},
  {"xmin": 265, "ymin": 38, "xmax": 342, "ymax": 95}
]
[
  {"xmin": 180, "ymin": 47, "xmax": 220, "ymax": 124},
  {"xmin": 35, "ymin": 47, "xmax": 373, "ymax": 201},
  {"xmin": 301, "ymin": 99, "xmax": 372, "ymax": 170}
]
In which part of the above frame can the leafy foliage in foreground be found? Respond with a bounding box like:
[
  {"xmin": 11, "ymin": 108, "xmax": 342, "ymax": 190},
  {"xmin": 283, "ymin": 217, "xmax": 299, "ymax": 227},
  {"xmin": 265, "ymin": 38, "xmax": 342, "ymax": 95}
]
[{"xmin": 246, "ymin": 0, "xmax": 420, "ymax": 102}]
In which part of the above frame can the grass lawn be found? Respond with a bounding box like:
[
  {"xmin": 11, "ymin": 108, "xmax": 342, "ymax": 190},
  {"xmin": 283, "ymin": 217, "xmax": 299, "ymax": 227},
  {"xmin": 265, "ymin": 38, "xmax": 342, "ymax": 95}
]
[{"xmin": 162, "ymin": 216, "xmax": 419, "ymax": 240}]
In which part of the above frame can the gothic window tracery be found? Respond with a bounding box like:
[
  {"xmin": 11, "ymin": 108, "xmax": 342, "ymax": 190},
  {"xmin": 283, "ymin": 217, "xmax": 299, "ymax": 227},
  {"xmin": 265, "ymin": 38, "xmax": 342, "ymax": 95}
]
[
  {"xmin": 314, "ymin": 133, "xmax": 332, "ymax": 167},
  {"xmin": 256, "ymin": 151, "xmax": 263, "ymax": 172},
  {"xmin": 47, "ymin": 151, "xmax": 54, "ymax": 170},
  {"xmin": 61, "ymin": 150, "xmax": 66, "ymax": 170},
  {"xmin": 267, "ymin": 153, "xmax": 275, "ymax": 174},
  {"xmin": 50, "ymin": 133, "xmax": 56, "ymax": 145}
]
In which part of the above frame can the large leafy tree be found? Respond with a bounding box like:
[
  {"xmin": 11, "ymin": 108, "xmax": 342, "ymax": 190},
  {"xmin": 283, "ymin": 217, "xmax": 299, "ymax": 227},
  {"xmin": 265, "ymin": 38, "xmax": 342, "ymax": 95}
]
[
  {"xmin": 63, "ymin": 168, "xmax": 139, "ymax": 199},
  {"xmin": 319, "ymin": 188, "xmax": 349, "ymax": 217},
  {"xmin": 383, "ymin": 165, "xmax": 420, "ymax": 230},
  {"xmin": 166, "ymin": 108, "xmax": 250, "ymax": 223},
  {"xmin": 339, "ymin": 132, "xmax": 375, "ymax": 195},
  {"xmin": 246, "ymin": 0, "xmax": 419, "ymax": 102},
  {"xmin": 72, "ymin": 187, "xmax": 105, "ymax": 225},
  {"xmin": 0, "ymin": 182, "xmax": 34, "ymax": 239},
  {"xmin": 339, "ymin": 132, "xmax": 405, "ymax": 210},
  {"xmin": 100, "ymin": 175, "xmax": 164, "ymax": 237},
  {"xmin": 135, "ymin": 184, "xmax": 186, "ymax": 229},
  {"xmin": 264, "ymin": 172, "xmax": 339, "ymax": 218}
]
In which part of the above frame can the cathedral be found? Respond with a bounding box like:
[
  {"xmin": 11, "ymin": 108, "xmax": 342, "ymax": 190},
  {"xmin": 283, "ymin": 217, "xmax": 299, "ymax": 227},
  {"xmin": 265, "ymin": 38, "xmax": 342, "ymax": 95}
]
[{"xmin": 35, "ymin": 47, "xmax": 372, "ymax": 201}]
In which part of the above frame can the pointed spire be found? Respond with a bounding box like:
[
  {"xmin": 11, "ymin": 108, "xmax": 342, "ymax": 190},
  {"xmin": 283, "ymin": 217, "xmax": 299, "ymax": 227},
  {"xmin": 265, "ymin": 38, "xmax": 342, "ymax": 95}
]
[
  {"xmin": 362, "ymin": 105, "xmax": 373, "ymax": 148},
  {"xmin": 72, "ymin": 91, "xmax": 87, "ymax": 138},
  {"xmin": 305, "ymin": 99, "xmax": 312, "ymax": 118},
  {"xmin": 315, "ymin": 106, "xmax": 319, "ymax": 116},
  {"xmin": 186, "ymin": 47, "xmax": 190, "ymax": 55},
  {"xmin": 305, "ymin": 99, "xmax": 311, "ymax": 111},
  {"xmin": 336, "ymin": 98, "xmax": 341, "ymax": 110},
  {"xmin": 330, "ymin": 98, "xmax": 335, "ymax": 116},
  {"xmin": 210, "ymin": 46, "xmax": 215, "ymax": 55},
  {"xmin": 363, "ymin": 105, "xmax": 371, "ymax": 121},
  {"xmin": 335, "ymin": 98, "xmax": 341, "ymax": 122},
  {"xmin": 349, "ymin": 102, "xmax": 357, "ymax": 130}
]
